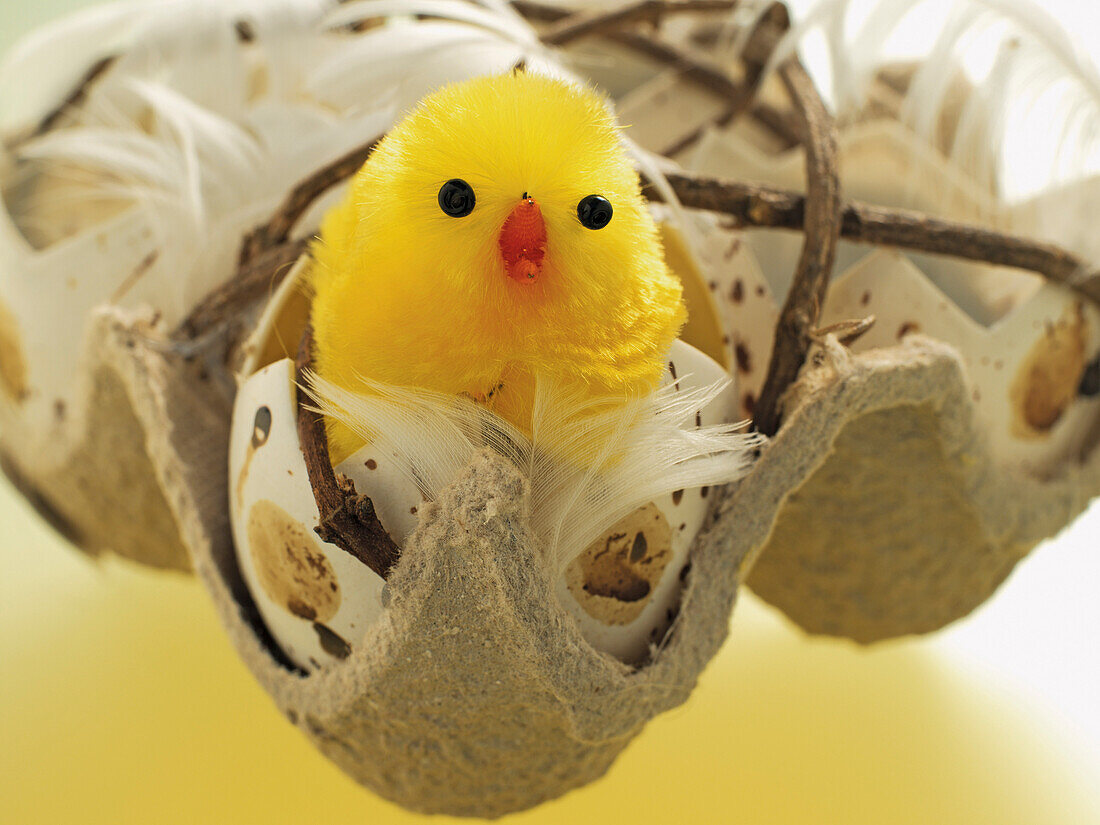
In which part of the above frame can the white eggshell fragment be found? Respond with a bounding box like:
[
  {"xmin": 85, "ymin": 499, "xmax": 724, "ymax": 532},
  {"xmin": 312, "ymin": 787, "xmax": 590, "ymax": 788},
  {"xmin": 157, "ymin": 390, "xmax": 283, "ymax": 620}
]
[
  {"xmin": 820, "ymin": 251, "xmax": 1100, "ymax": 475},
  {"xmin": 232, "ymin": 358, "xmax": 403, "ymax": 672},
  {"xmin": 555, "ymin": 339, "xmax": 738, "ymax": 665},
  {"xmin": 658, "ymin": 211, "xmax": 778, "ymax": 420}
]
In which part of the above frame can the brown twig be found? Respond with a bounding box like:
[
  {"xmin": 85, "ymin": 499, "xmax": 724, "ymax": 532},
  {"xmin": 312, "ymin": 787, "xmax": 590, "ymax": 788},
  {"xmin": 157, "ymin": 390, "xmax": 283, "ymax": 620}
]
[
  {"xmin": 295, "ymin": 325, "xmax": 402, "ymax": 579},
  {"xmin": 752, "ymin": 59, "xmax": 841, "ymax": 436},
  {"xmin": 239, "ymin": 138, "xmax": 382, "ymax": 266},
  {"xmin": 645, "ymin": 172, "xmax": 1100, "ymax": 304},
  {"xmin": 176, "ymin": 150, "xmax": 1100, "ymax": 349},
  {"xmin": 540, "ymin": 0, "xmax": 742, "ymax": 46}
]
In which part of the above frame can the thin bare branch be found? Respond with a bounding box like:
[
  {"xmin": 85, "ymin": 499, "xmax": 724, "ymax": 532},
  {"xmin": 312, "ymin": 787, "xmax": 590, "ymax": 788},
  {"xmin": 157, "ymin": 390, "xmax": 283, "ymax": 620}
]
[
  {"xmin": 751, "ymin": 59, "xmax": 842, "ymax": 436},
  {"xmin": 658, "ymin": 1, "xmax": 790, "ymax": 156},
  {"xmin": 35, "ymin": 56, "xmax": 117, "ymax": 134},
  {"xmin": 646, "ymin": 172, "xmax": 1100, "ymax": 304},
  {"xmin": 296, "ymin": 326, "xmax": 402, "ymax": 579},
  {"xmin": 176, "ymin": 238, "xmax": 309, "ymax": 341}
]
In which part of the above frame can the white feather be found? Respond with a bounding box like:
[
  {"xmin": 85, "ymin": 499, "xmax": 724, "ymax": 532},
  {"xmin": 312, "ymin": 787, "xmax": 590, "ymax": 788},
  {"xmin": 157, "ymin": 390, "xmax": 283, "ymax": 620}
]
[
  {"xmin": 783, "ymin": 0, "xmax": 1100, "ymax": 205},
  {"xmin": 306, "ymin": 372, "xmax": 763, "ymax": 574}
]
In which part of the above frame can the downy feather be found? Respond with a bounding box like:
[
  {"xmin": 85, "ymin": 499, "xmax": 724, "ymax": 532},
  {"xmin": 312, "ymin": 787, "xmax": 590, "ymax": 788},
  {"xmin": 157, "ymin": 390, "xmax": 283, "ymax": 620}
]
[{"xmin": 307, "ymin": 370, "xmax": 762, "ymax": 574}]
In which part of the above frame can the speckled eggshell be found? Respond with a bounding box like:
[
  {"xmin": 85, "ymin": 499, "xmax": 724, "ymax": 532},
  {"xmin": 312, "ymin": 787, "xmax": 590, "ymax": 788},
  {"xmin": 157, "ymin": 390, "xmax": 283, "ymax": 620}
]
[
  {"xmin": 230, "ymin": 358, "xmax": 423, "ymax": 672},
  {"xmin": 682, "ymin": 118, "xmax": 1099, "ymax": 475},
  {"xmin": 659, "ymin": 211, "xmax": 778, "ymax": 420},
  {"xmin": 820, "ymin": 250, "xmax": 1100, "ymax": 475},
  {"xmin": 556, "ymin": 339, "xmax": 737, "ymax": 664}
]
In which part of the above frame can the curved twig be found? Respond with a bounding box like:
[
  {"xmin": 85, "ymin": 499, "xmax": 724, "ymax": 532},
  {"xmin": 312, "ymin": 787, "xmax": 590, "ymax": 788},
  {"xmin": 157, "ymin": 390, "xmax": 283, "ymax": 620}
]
[
  {"xmin": 295, "ymin": 324, "xmax": 402, "ymax": 579},
  {"xmin": 35, "ymin": 56, "xmax": 117, "ymax": 135},
  {"xmin": 751, "ymin": 59, "xmax": 842, "ymax": 436},
  {"xmin": 647, "ymin": 2, "xmax": 790, "ymax": 156}
]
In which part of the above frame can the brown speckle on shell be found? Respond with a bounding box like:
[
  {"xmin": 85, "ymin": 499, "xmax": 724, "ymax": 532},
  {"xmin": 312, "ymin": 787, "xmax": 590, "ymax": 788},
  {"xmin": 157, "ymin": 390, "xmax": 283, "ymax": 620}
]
[
  {"xmin": 313, "ymin": 622, "xmax": 352, "ymax": 659},
  {"xmin": 365, "ymin": 458, "xmax": 378, "ymax": 470},
  {"xmin": 628, "ymin": 532, "xmax": 648, "ymax": 562},
  {"xmin": 235, "ymin": 18, "xmax": 256, "ymax": 42},
  {"xmin": 247, "ymin": 499, "xmax": 341, "ymax": 622},
  {"xmin": 235, "ymin": 408, "xmax": 271, "ymax": 506},
  {"xmin": 251, "ymin": 405, "xmax": 272, "ymax": 448},
  {"xmin": 730, "ymin": 279, "xmax": 744, "ymax": 303},
  {"xmin": 897, "ymin": 321, "xmax": 920, "ymax": 340},
  {"xmin": 565, "ymin": 503, "xmax": 673, "ymax": 626},
  {"xmin": 742, "ymin": 391, "xmax": 756, "ymax": 416},
  {"xmin": 1010, "ymin": 303, "xmax": 1089, "ymax": 437},
  {"xmin": 735, "ymin": 341, "xmax": 752, "ymax": 374}
]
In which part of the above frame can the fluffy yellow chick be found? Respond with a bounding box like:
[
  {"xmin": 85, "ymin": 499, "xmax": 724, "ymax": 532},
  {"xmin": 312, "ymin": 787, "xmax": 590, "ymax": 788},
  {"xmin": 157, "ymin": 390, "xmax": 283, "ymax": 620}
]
[{"xmin": 310, "ymin": 71, "xmax": 686, "ymax": 463}]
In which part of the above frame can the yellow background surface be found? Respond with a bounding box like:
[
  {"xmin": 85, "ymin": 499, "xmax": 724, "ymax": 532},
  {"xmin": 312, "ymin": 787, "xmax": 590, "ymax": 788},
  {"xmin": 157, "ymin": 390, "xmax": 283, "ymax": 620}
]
[
  {"xmin": 2, "ymin": 2, "xmax": 1100, "ymax": 823},
  {"xmin": 4, "ymin": 477, "xmax": 1099, "ymax": 825}
]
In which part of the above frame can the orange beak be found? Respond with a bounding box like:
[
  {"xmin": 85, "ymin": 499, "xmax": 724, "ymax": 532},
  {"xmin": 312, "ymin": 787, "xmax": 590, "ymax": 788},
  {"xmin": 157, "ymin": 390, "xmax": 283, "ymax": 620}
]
[{"xmin": 498, "ymin": 195, "xmax": 547, "ymax": 283}]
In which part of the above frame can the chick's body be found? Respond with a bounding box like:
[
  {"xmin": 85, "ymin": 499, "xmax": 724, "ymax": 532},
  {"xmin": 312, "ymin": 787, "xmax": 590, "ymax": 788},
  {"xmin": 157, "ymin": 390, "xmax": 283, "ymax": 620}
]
[{"xmin": 310, "ymin": 72, "xmax": 686, "ymax": 462}]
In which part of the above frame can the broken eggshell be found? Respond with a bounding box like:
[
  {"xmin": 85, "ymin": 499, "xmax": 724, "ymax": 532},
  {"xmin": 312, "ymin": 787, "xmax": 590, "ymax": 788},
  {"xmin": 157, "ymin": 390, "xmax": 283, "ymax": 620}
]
[
  {"xmin": 682, "ymin": 116, "xmax": 1100, "ymax": 641},
  {"xmin": 230, "ymin": 262, "xmax": 737, "ymax": 670},
  {"xmin": 687, "ymin": 118, "xmax": 1100, "ymax": 479}
]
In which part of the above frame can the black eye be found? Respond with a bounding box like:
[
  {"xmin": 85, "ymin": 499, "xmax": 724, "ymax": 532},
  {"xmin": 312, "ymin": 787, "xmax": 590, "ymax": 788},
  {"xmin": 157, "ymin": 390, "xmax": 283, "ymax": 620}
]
[
  {"xmin": 438, "ymin": 179, "xmax": 475, "ymax": 217},
  {"xmin": 577, "ymin": 195, "xmax": 613, "ymax": 229}
]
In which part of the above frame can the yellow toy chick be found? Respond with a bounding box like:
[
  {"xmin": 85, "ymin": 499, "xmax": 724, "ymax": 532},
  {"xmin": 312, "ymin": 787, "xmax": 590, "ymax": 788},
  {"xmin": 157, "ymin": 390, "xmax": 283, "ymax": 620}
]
[{"xmin": 309, "ymin": 71, "xmax": 686, "ymax": 462}]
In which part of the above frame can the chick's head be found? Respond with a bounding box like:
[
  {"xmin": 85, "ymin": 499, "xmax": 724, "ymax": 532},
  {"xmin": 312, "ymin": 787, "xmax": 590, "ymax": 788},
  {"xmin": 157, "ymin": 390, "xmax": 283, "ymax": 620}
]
[{"xmin": 310, "ymin": 71, "xmax": 686, "ymax": 436}]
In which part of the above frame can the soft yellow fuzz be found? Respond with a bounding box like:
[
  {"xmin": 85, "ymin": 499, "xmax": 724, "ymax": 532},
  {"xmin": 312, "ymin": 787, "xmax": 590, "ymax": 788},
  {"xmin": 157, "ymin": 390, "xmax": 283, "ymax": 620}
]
[{"xmin": 310, "ymin": 71, "xmax": 686, "ymax": 462}]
